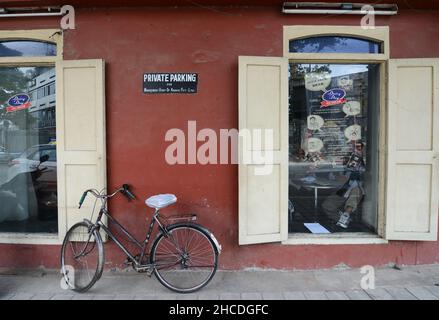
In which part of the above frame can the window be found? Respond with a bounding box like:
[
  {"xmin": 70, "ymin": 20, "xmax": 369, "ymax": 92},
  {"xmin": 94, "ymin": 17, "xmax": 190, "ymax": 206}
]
[
  {"xmin": 289, "ymin": 36, "xmax": 382, "ymax": 54},
  {"xmin": 0, "ymin": 40, "xmax": 56, "ymax": 57},
  {"xmin": 288, "ymin": 63, "xmax": 380, "ymax": 234},
  {"xmin": 0, "ymin": 30, "xmax": 106, "ymax": 244},
  {"xmin": 239, "ymin": 26, "xmax": 439, "ymax": 245},
  {"xmin": 0, "ymin": 66, "xmax": 57, "ymax": 234}
]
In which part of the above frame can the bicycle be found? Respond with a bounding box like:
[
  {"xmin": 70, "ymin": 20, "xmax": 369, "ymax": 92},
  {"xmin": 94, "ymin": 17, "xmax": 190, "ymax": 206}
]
[{"xmin": 60, "ymin": 184, "xmax": 221, "ymax": 293}]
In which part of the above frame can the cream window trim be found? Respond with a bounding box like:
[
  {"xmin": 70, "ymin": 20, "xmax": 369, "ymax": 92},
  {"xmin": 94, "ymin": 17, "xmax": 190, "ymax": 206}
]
[
  {"xmin": 0, "ymin": 233, "xmax": 61, "ymax": 245},
  {"xmin": 283, "ymin": 62, "xmax": 387, "ymax": 243},
  {"xmin": 283, "ymin": 25, "xmax": 389, "ymax": 61},
  {"xmin": 282, "ymin": 27, "xmax": 389, "ymax": 244},
  {"xmin": 283, "ymin": 233, "xmax": 388, "ymax": 245},
  {"xmin": 0, "ymin": 29, "xmax": 63, "ymax": 60},
  {"xmin": 0, "ymin": 29, "xmax": 63, "ymax": 245}
]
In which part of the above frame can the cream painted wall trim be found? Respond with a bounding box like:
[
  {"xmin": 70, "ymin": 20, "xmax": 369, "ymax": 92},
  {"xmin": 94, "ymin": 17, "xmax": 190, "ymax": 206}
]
[
  {"xmin": 385, "ymin": 58, "xmax": 439, "ymax": 241},
  {"xmin": 283, "ymin": 26, "xmax": 389, "ymax": 61},
  {"xmin": 0, "ymin": 29, "xmax": 63, "ymax": 244}
]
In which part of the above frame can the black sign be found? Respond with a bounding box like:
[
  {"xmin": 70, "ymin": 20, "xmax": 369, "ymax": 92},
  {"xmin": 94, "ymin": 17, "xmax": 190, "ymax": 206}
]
[{"xmin": 143, "ymin": 73, "xmax": 198, "ymax": 94}]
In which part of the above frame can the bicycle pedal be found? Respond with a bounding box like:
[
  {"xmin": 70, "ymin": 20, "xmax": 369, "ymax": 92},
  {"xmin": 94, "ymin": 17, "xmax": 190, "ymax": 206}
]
[{"xmin": 146, "ymin": 268, "xmax": 154, "ymax": 277}]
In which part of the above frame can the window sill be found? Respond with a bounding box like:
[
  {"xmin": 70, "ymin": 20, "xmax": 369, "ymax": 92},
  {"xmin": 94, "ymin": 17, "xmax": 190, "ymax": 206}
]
[
  {"xmin": 282, "ymin": 232, "xmax": 388, "ymax": 245},
  {"xmin": 0, "ymin": 233, "xmax": 61, "ymax": 245}
]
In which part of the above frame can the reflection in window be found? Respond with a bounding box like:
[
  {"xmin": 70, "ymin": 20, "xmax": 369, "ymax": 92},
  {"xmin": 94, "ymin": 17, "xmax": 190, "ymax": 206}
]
[
  {"xmin": 0, "ymin": 66, "xmax": 57, "ymax": 233},
  {"xmin": 288, "ymin": 63, "xmax": 380, "ymax": 234},
  {"xmin": 0, "ymin": 40, "xmax": 56, "ymax": 57},
  {"xmin": 289, "ymin": 36, "xmax": 382, "ymax": 54}
]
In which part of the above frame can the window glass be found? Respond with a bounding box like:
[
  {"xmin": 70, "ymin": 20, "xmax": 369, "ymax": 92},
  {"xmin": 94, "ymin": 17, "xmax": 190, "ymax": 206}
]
[
  {"xmin": 289, "ymin": 36, "xmax": 382, "ymax": 54},
  {"xmin": 31, "ymin": 148, "xmax": 56, "ymax": 162},
  {"xmin": 288, "ymin": 63, "xmax": 379, "ymax": 234},
  {"xmin": 0, "ymin": 41, "xmax": 56, "ymax": 57},
  {"xmin": 0, "ymin": 66, "xmax": 57, "ymax": 233}
]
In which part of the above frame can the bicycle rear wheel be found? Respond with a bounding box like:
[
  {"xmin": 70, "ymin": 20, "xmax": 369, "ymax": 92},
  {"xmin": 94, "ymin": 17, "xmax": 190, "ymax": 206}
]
[
  {"xmin": 150, "ymin": 223, "xmax": 219, "ymax": 293},
  {"xmin": 61, "ymin": 221, "xmax": 104, "ymax": 292}
]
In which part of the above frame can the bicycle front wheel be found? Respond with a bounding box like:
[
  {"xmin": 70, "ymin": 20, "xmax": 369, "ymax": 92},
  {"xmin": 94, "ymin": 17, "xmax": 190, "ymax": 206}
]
[
  {"xmin": 61, "ymin": 222, "xmax": 104, "ymax": 292},
  {"xmin": 150, "ymin": 223, "xmax": 219, "ymax": 293}
]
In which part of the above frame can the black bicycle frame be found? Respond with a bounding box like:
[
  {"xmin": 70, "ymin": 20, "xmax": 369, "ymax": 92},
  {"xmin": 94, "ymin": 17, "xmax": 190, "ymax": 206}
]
[{"xmin": 94, "ymin": 207, "xmax": 168, "ymax": 268}]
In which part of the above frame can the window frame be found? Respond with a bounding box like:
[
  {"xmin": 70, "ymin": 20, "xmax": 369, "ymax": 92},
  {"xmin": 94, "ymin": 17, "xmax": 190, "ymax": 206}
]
[
  {"xmin": 0, "ymin": 29, "xmax": 63, "ymax": 244},
  {"xmin": 284, "ymin": 26, "xmax": 389, "ymax": 62},
  {"xmin": 283, "ymin": 26, "xmax": 389, "ymax": 244}
]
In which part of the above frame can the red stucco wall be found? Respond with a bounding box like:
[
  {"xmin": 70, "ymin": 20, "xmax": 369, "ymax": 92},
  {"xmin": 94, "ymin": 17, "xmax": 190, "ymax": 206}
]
[{"xmin": 0, "ymin": 6, "xmax": 439, "ymax": 270}]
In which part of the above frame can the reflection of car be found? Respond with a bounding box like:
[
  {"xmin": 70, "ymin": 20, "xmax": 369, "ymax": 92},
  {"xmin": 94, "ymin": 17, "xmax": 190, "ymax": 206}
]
[
  {"xmin": 7, "ymin": 144, "xmax": 57, "ymax": 182},
  {"xmin": 0, "ymin": 146, "xmax": 15, "ymax": 164},
  {"xmin": 5, "ymin": 144, "xmax": 57, "ymax": 221}
]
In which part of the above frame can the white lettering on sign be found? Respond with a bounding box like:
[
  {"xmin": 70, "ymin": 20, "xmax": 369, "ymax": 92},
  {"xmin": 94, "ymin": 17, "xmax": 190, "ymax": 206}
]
[
  {"xmin": 144, "ymin": 74, "xmax": 170, "ymax": 82},
  {"xmin": 143, "ymin": 73, "xmax": 197, "ymax": 82}
]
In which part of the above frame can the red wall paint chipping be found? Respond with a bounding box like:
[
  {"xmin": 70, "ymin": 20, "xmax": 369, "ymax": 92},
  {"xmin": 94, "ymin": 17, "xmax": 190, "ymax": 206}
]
[{"xmin": 0, "ymin": 7, "xmax": 438, "ymax": 270}]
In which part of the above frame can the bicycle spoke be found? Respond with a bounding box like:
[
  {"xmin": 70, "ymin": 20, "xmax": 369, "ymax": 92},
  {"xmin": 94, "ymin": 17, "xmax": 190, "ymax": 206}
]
[
  {"xmin": 152, "ymin": 225, "xmax": 218, "ymax": 293},
  {"xmin": 61, "ymin": 223, "xmax": 103, "ymax": 292}
]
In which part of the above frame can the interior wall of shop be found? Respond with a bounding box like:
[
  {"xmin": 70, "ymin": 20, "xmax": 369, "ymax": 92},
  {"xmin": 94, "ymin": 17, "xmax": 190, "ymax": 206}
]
[{"xmin": 0, "ymin": 6, "xmax": 438, "ymax": 270}]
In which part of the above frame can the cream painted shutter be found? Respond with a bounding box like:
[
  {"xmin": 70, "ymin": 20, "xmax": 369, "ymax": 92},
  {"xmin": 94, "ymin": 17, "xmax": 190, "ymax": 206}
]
[
  {"xmin": 238, "ymin": 56, "xmax": 288, "ymax": 245},
  {"xmin": 386, "ymin": 58, "xmax": 439, "ymax": 241},
  {"xmin": 56, "ymin": 59, "xmax": 106, "ymax": 238}
]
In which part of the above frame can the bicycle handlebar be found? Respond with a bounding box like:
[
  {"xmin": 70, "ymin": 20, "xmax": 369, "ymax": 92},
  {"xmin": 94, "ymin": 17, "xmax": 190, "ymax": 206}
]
[
  {"xmin": 78, "ymin": 184, "xmax": 136, "ymax": 209},
  {"xmin": 78, "ymin": 191, "xmax": 88, "ymax": 209},
  {"xmin": 122, "ymin": 184, "xmax": 136, "ymax": 200}
]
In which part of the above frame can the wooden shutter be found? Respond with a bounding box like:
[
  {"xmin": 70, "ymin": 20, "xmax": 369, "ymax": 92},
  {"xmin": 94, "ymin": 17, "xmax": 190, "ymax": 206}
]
[
  {"xmin": 238, "ymin": 56, "xmax": 288, "ymax": 245},
  {"xmin": 386, "ymin": 58, "xmax": 439, "ymax": 241},
  {"xmin": 56, "ymin": 59, "xmax": 106, "ymax": 238}
]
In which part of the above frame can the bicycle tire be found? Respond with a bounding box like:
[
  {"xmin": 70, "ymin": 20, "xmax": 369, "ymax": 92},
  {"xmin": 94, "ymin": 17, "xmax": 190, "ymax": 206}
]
[
  {"xmin": 61, "ymin": 221, "xmax": 104, "ymax": 292},
  {"xmin": 150, "ymin": 223, "xmax": 219, "ymax": 293}
]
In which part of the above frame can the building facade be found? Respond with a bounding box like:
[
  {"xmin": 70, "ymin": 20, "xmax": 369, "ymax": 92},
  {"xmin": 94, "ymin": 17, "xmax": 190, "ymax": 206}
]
[{"xmin": 0, "ymin": 0, "xmax": 438, "ymax": 270}]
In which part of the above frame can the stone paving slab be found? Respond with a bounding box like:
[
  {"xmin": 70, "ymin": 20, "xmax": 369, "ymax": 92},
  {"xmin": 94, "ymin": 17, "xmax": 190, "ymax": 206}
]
[
  {"xmin": 406, "ymin": 287, "xmax": 438, "ymax": 300},
  {"xmin": 425, "ymin": 286, "xmax": 439, "ymax": 298},
  {"xmin": 262, "ymin": 292, "xmax": 284, "ymax": 300},
  {"xmin": 364, "ymin": 288, "xmax": 394, "ymax": 300},
  {"xmin": 325, "ymin": 291, "xmax": 350, "ymax": 300},
  {"xmin": 384, "ymin": 287, "xmax": 417, "ymax": 300},
  {"xmin": 303, "ymin": 291, "xmax": 328, "ymax": 300},
  {"xmin": 283, "ymin": 291, "xmax": 306, "ymax": 300},
  {"xmin": 0, "ymin": 264, "xmax": 438, "ymax": 300},
  {"xmin": 344, "ymin": 290, "xmax": 372, "ymax": 300},
  {"xmin": 241, "ymin": 292, "xmax": 263, "ymax": 300}
]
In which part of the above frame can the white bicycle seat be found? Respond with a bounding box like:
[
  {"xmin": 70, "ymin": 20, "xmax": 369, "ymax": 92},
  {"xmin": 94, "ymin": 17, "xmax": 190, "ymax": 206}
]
[{"xmin": 145, "ymin": 194, "xmax": 177, "ymax": 209}]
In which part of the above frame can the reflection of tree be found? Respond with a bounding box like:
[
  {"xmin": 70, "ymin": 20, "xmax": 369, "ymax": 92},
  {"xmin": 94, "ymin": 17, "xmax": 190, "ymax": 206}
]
[
  {"xmin": 0, "ymin": 67, "xmax": 37, "ymax": 130},
  {"xmin": 291, "ymin": 37, "xmax": 346, "ymax": 53},
  {"xmin": 0, "ymin": 68, "xmax": 28, "ymax": 116},
  {"xmin": 0, "ymin": 43, "xmax": 22, "ymax": 57},
  {"xmin": 291, "ymin": 64, "xmax": 331, "ymax": 80}
]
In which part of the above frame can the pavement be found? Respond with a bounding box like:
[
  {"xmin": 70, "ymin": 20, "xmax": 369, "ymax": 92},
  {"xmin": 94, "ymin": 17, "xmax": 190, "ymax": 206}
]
[{"xmin": 1, "ymin": 264, "xmax": 439, "ymax": 300}]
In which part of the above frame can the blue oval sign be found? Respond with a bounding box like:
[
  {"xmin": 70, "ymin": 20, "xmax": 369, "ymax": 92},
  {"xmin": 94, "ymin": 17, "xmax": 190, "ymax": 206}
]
[
  {"xmin": 322, "ymin": 88, "xmax": 346, "ymax": 101},
  {"xmin": 8, "ymin": 94, "xmax": 30, "ymax": 107}
]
